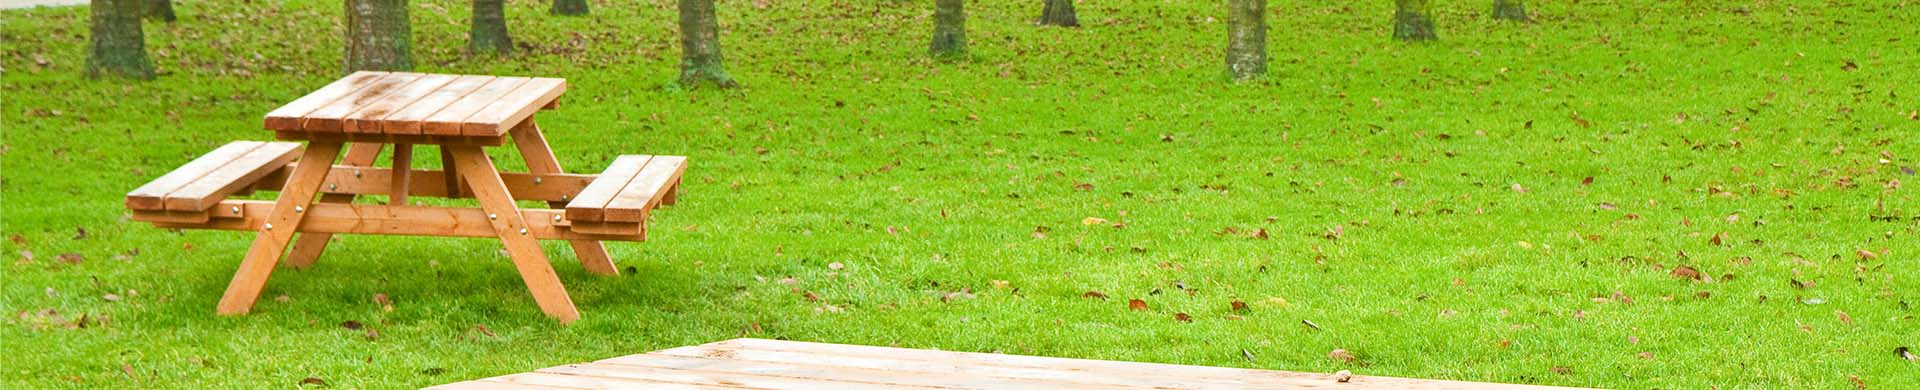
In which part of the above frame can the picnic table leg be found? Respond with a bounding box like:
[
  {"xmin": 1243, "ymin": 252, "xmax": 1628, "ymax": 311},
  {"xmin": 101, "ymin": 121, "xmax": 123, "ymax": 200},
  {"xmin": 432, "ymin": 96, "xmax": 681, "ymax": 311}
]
[
  {"xmin": 285, "ymin": 142, "xmax": 383, "ymax": 269},
  {"xmin": 447, "ymin": 144, "xmax": 581, "ymax": 323},
  {"xmin": 217, "ymin": 141, "xmax": 345, "ymax": 315},
  {"xmin": 439, "ymin": 146, "xmax": 463, "ymax": 198},
  {"xmin": 390, "ymin": 143, "xmax": 413, "ymax": 205},
  {"xmin": 509, "ymin": 121, "xmax": 618, "ymax": 276}
]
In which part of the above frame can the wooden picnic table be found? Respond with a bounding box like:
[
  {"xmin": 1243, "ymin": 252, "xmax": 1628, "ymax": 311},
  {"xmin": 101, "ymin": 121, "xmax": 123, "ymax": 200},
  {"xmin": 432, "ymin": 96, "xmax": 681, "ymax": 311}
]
[
  {"xmin": 126, "ymin": 72, "xmax": 688, "ymax": 323},
  {"xmin": 428, "ymin": 338, "xmax": 1596, "ymax": 389}
]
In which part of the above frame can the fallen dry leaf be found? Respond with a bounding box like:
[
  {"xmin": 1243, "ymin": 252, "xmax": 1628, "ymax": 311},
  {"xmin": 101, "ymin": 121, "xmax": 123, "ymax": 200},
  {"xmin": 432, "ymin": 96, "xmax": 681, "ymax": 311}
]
[
  {"xmin": 1896, "ymin": 346, "xmax": 1916, "ymax": 362},
  {"xmin": 1081, "ymin": 217, "xmax": 1109, "ymax": 226},
  {"xmin": 1127, "ymin": 299, "xmax": 1148, "ymax": 311},
  {"xmin": 1836, "ymin": 310, "xmax": 1855, "ymax": 326},
  {"xmin": 1670, "ymin": 265, "xmax": 1703, "ymax": 281},
  {"xmin": 1173, "ymin": 312, "xmax": 1192, "ymax": 322},
  {"xmin": 1328, "ymin": 349, "xmax": 1357, "ymax": 364},
  {"xmin": 57, "ymin": 253, "xmax": 84, "ymax": 264},
  {"xmin": 473, "ymin": 324, "xmax": 496, "ymax": 337},
  {"xmin": 1230, "ymin": 300, "xmax": 1249, "ymax": 312},
  {"xmin": 299, "ymin": 377, "xmax": 327, "ymax": 387},
  {"xmin": 1082, "ymin": 291, "xmax": 1108, "ymax": 300},
  {"xmin": 340, "ymin": 320, "xmax": 363, "ymax": 330}
]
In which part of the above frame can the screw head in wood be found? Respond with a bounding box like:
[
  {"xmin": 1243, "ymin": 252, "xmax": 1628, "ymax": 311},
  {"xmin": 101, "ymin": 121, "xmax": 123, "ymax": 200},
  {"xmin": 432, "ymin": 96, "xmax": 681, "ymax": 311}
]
[
  {"xmin": 553, "ymin": 215, "xmax": 563, "ymax": 222},
  {"xmin": 518, "ymin": 228, "xmax": 528, "ymax": 235},
  {"xmin": 353, "ymin": 170, "xmax": 363, "ymax": 178},
  {"xmin": 231, "ymin": 206, "xmax": 241, "ymax": 214},
  {"xmin": 294, "ymin": 206, "xmax": 304, "ymax": 213},
  {"xmin": 488, "ymin": 213, "xmax": 498, "ymax": 220},
  {"xmin": 264, "ymin": 223, "xmax": 273, "ymax": 230},
  {"xmin": 533, "ymin": 177, "xmax": 543, "ymax": 184},
  {"xmin": 329, "ymin": 183, "xmax": 338, "ymax": 190}
]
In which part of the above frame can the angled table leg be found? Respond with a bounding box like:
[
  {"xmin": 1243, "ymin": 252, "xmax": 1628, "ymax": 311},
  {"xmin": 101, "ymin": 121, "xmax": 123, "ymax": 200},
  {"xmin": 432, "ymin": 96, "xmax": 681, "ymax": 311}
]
[
  {"xmin": 284, "ymin": 142, "xmax": 383, "ymax": 269},
  {"xmin": 510, "ymin": 121, "xmax": 618, "ymax": 276},
  {"xmin": 447, "ymin": 144, "xmax": 581, "ymax": 323},
  {"xmin": 217, "ymin": 141, "xmax": 345, "ymax": 315}
]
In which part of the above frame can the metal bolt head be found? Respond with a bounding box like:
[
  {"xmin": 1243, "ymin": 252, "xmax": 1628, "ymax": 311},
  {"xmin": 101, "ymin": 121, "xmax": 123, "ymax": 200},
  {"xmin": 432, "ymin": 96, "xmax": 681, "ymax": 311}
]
[
  {"xmin": 533, "ymin": 177, "xmax": 543, "ymax": 184},
  {"xmin": 552, "ymin": 215, "xmax": 563, "ymax": 222},
  {"xmin": 329, "ymin": 183, "xmax": 338, "ymax": 191},
  {"xmin": 294, "ymin": 206, "xmax": 304, "ymax": 213},
  {"xmin": 487, "ymin": 213, "xmax": 498, "ymax": 220},
  {"xmin": 264, "ymin": 223, "xmax": 274, "ymax": 230},
  {"xmin": 353, "ymin": 170, "xmax": 363, "ymax": 178},
  {"xmin": 518, "ymin": 228, "xmax": 528, "ymax": 235},
  {"xmin": 560, "ymin": 195, "xmax": 570, "ymax": 201},
  {"xmin": 231, "ymin": 206, "xmax": 242, "ymax": 214}
]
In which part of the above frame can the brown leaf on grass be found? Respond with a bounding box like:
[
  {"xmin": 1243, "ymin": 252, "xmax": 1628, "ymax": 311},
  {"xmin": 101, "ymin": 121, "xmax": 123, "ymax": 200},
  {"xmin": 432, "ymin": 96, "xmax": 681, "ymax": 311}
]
[
  {"xmin": 364, "ymin": 327, "xmax": 380, "ymax": 341},
  {"xmin": 1301, "ymin": 319, "xmax": 1321, "ymax": 330},
  {"xmin": 941, "ymin": 289, "xmax": 974, "ymax": 302},
  {"xmin": 1550, "ymin": 366, "xmax": 1572, "ymax": 375},
  {"xmin": 473, "ymin": 324, "xmax": 496, "ymax": 337},
  {"xmin": 1081, "ymin": 217, "xmax": 1108, "ymax": 226},
  {"xmin": 57, "ymin": 253, "xmax": 83, "ymax": 264},
  {"xmin": 339, "ymin": 320, "xmax": 364, "ymax": 330},
  {"xmin": 120, "ymin": 363, "xmax": 135, "ymax": 379},
  {"xmin": 299, "ymin": 377, "xmax": 327, "ymax": 387},
  {"xmin": 1670, "ymin": 265, "xmax": 1703, "ymax": 281},
  {"xmin": 1082, "ymin": 291, "xmax": 1108, "ymax": 300},
  {"xmin": 1230, "ymin": 300, "xmax": 1249, "ymax": 312},
  {"xmin": 1848, "ymin": 375, "xmax": 1866, "ymax": 390},
  {"xmin": 1127, "ymin": 299, "xmax": 1148, "ymax": 311},
  {"xmin": 1073, "ymin": 183, "xmax": 1093, "ymax": 191},
  {"xmin": 1328, "ymin": 349, "xmax": 1357, "ymax": 364},
  {"xmin": 1836, "ymin": 310, "xmax": 1855, "ymax": 326},
  {"xmin": 1708, "ymin": 232, "xmax": 1725, "ymax": 246},
  {"xmin": 1251, "ymin": 228, "xmax": 1269, "ymax": 240},
  {"xmin": 990, "ymin": 280, "xmax": 1010, "ymax": 289},
  {"xmin": 1581, "ymin": 176, "xmax": 1594, "ymax": 186},
  {"xmin": 373, "ymin": 293, "xmax": 393, "ymax": 312},
  {"xmin": 1635, "ymin": 351, "xmax": 1655, "ymax": 360},
  {"xmin": 73, "ymin": 228, "xmax": 88, "ymax": 240},
  {"xmin": 1897, "ymin": 346, "xmax": 1916, "ymax": 362},
  {"xmin": 802, "ymin": 291, "xmax": 821, "ymax": 302},
  {"xmin": 8, "ymin": 234, "xmax": 24, "ymax": 245},
  {"xmin": 1173, "ymin": 313, "xmax": 1192, "ymax": 323},
  {"xmin": 1856, "ymin": 249, "xmax": 1879, "ymax": 260}
]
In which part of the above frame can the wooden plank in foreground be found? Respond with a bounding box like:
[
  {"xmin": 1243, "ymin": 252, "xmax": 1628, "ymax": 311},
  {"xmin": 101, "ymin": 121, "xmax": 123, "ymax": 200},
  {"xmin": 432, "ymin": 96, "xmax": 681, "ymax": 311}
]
[{"xmin": 427, "ymin": 338, "xmax": 1596, "ymax": 390}]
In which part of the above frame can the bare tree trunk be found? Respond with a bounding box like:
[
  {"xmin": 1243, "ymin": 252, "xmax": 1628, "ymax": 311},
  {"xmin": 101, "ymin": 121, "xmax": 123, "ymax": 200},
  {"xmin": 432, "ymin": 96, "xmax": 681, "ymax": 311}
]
[
  {"xmin": 551, "ymin": 0, "xmax": 588, "ymax": 16},
  {"xmin": 1393, "ymin": 0, "xmax": 1437, "ymax": 41},
  {"xmin": 930, "ymin": 0, "xmax": 966, "ymax": 59},
  {"xmin": 145, "ymin": 0, "xmax": 175, "ymax": 22},
  {"xmin": 345, "ymin": 0, "xmax": 413, "ymax": 72},
  {"xmin": 1224, "ymin": 0, "xmax": 1266, "ymax": 81},
  {"xmin": 470, "ymin": 0, "xmax": 512, "ymax": 54},
  {"xmin": 678, "ymin": 0, "xmax": 736, "ymax": 88},
  {"xmin": 1037, "ymin": 0, "xmax": 1077, "ymax": 27},
  {"xmin": 1493, "ymin": 0, "xmax": 1530, "ymax": 22},
  {"xmin": 88, "ymin": 0, "xmax": 154, "ymax": 79}
]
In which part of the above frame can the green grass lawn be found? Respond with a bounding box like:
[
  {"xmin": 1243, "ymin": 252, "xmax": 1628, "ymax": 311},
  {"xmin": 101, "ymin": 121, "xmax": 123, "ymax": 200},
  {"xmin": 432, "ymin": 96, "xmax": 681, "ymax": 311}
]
[{"xmin": 3, "ymin": 0, "xmax": 1916, "ymax": 388}]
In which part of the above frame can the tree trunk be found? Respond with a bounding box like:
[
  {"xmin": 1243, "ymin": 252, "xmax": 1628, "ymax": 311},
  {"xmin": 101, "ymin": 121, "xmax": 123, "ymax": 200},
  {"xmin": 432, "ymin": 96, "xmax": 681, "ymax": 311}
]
[
  {"xmin": 470, "ymin": 0, "xmax": 512, "ymax": 54},
  {"xmin": 677, "ymin": 0, "xmax": 736, "ymax": 88},
  {"xmin": 551, "ymin": 0, "xmax": 588, "ymax": 16},
  {"xmin": 930, "ymin": 0, "xmax": 967, "ymax": 59},
  {"xmin": 88, "ymin": 0, "xmax": 154, "ymax": 79},
  {"xmin": 1224, "ymin": 0, "xmax": 1266, "ymax": 81},
  {"xmin": 1393, "ymin": 0, "xmax": 1437, "ymax": 41},
  {"xmin": 344, "ymin": 0, "xmax": 413, "ymax": 72},
  {"xmin": 145, "ymin": 0, "xmax": 175, "ymax": 22},
  {"xmin": 1492, "ymin": 0, "xmax": 1529, "ymax": 22},
  {"xmin": 1037, "ymin": 0, "xmax": 1077, "ymax": 27}
]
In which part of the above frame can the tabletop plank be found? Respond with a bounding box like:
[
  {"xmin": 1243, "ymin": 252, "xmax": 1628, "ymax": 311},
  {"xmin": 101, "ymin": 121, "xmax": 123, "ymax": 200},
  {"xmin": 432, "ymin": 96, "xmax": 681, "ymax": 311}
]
[
  {"xmin": 421, "ymin": 77, "xmax": 531, "ymax": 136},
  {"xmin": 263, "ymin": 71, "xmax": 388, "ymax": 130},
  {"xmin": 376, "ymin": 75, "xmax": 498, "ymax": 135},
  {"xmin": 298, "ymin": 72, "xmax": 427, "ymax": 132},
  {"xmin": 341, "ymin": 73, "xmax": 461, "ymax": 134},
  {"xmin": 460, "ymin": 78, "xmax": 566, "ymax": 136}
]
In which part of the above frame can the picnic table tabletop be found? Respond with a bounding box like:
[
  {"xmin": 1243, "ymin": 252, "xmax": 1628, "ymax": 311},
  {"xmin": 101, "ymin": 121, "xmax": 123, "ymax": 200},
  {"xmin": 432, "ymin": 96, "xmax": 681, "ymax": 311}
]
[{"xmin": 263, "ymin": 71, "xmax": 564, "ymax": 138}]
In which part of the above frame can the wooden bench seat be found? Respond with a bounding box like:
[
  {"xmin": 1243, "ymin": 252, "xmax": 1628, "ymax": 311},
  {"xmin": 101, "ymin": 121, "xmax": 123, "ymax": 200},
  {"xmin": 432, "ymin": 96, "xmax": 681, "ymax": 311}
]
[
  {"xmin": 126, "ymin": 141, "xmax": 305, "ymax": 213},
  {"xmin": 564, "ymin": 155, "xmax": 686, "ymax": 235}
]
